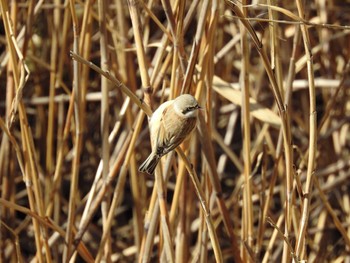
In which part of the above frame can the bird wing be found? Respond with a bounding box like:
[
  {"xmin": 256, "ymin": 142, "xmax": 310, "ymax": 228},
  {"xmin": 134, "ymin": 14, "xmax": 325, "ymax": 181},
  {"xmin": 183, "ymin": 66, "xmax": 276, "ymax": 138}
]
[{"xmin": 155, "ymin": 106, "xmax": 196, "ymax": 156}]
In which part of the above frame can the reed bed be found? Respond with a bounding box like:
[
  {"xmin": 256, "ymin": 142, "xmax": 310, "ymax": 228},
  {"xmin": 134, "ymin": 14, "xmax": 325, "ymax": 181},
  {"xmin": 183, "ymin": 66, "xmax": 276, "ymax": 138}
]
[{"xmin": 0, "ymin": 0, "xmax": 350, "ymax": 262}]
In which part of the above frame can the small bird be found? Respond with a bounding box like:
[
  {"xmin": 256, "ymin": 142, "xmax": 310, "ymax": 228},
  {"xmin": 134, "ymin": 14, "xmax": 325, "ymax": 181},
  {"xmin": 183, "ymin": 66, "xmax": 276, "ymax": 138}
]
[{"xmin": 139, "ymin": 94, "xmax": 201, "ymax": 175}]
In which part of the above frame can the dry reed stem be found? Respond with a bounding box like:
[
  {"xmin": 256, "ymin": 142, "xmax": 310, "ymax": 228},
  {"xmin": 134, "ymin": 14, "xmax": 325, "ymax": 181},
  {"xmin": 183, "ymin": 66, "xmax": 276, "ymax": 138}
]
[
  {"xmin": 72, "ymin": 131, "xmax": 133, "ymax": 247},
  {"xmin": 294, "ymin": 0, "xmax": 317, "ymax": 259},
  {"xmin": 63, "ymin": 1, "xmax": 83, "ymax": 261},
  {"xmin": 197, "ymin": 113, "xmax": 241, "ymax": 262},
  {"xmin": 226, "ymin": 1, "xmax": 295, "ymax": 262},
  {"xmin": 0, "ymin": 1, "xmax": 48, "ymax": 262},
  {"xmin": 97, "ymin": 0, "xmax": 111, "ymax": 259},
  {"xmin": 176, "ymin": 147, "xmax": 223, "ymax": 262},
  {"xmin": 95, "ymin": 111, "xmax": 145, "ymax": 262},
  {"xmin": 239, "ymin": 1, "xmax": 254, "ymax": 261},
  {"xmin": 127, "ymin": 0, "xmax": 152, "ymax": 107}
]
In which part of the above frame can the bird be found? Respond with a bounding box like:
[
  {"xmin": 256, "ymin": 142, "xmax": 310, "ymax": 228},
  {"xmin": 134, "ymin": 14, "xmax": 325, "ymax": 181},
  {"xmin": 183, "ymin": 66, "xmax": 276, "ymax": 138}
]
[{"xmin": 139, "ymin": 94, "xmax": 201, "ymax": 175}]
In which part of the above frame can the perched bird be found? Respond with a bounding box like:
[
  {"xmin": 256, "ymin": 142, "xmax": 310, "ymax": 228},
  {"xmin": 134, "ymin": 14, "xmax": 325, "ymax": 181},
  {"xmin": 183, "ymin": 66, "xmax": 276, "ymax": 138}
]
[{"xmin": 139, "ymin": 94, "xmax": 201, "ymax": 175}]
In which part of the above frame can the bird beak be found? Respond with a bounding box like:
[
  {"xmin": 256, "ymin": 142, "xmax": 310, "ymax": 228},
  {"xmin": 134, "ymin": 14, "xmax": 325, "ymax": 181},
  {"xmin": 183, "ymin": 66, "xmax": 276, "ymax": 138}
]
[{"xmin": 197, "ymin": 105, "xmax": 204, "ymax": 111}]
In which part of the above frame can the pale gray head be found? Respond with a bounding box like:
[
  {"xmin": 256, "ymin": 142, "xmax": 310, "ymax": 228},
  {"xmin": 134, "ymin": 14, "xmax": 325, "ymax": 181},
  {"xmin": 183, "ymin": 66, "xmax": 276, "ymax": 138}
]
[{"xmin": 173, "ymin": 94, "xmax": 201, "ymax": 118}]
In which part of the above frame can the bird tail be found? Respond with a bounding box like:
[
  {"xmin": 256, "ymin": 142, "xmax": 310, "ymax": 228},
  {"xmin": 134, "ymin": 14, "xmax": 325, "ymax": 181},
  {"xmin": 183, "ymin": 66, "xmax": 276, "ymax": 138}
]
[{"xmin": 139, "ymin": 152, "xmax": 160, "ymax": 175}]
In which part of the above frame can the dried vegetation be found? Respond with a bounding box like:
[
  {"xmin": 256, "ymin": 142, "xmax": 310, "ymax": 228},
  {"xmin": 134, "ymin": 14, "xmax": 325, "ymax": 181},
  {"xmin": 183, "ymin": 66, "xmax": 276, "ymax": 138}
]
[{"xmin": 0, "ymin": 0, "xmax": 350, "ymax": 262}]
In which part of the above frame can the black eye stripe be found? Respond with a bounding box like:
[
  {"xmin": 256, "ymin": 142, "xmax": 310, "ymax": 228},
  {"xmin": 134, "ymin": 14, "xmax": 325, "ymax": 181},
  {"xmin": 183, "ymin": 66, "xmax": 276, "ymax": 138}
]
[{"xmin": 182, "ymin": 105, "xmax": 199, "ymax": 114}]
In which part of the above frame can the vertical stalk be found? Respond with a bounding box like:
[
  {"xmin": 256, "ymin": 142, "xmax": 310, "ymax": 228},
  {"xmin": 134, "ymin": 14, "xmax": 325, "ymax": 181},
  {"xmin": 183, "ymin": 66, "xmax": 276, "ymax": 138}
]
[
  {"xmin": 95, "ymin": 111, "xmax": 145, "ymax": 262},
  {"xmin": 0, "ymin": 1, "xmax": 51, "ymax": 262},
  {"xmin": 267, "ymin": 1, "xmax": 291, "ymax": 261},
  {"xmin": 127, "ymin": 0, "xmax": 152, "ymax": 106},
  {"xmin": 63, "ymin": 1, "xmax": 82, "ymax": 261},
  {"xmin": 225, "ymin": 1, "xmax": 294, "ymax": 259},
  {"xmin": 46, "ymin": 0, "xmax": 59, "ymax": 202},
  {"xmin": 239, "ymin": 1, "xmax": 253, "ymax": 261},
  {"xmin": 176, "ymin": 148, "xmax": 223, "ymax": 262},
  {"xmin": 114, "ymin": 0, "xmax": 143, "ymax": 253},
  {"xmin": 181, "ymin": 0, "xmax": 210, "ymax": 94},
  {"xmin": 98, "ymin": 0, "xmax": 111, "ymax": 259},
  {"xmin": 294, "ymin": 0, "xmax": 317, "ymax": 258}
]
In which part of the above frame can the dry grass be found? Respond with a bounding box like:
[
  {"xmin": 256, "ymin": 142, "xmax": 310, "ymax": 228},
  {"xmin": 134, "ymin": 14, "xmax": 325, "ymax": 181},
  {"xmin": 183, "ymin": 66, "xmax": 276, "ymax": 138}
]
[{"xmin": 0, "ymin": 0, "xmax": 350, "ymax": 262}]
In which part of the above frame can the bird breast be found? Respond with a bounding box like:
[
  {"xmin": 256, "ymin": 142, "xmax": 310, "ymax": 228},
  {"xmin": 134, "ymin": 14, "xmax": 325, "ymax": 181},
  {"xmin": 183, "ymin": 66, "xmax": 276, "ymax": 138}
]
[{"xmin": 150, "ymin": 102, "xmax": 197, "ymax": 153}]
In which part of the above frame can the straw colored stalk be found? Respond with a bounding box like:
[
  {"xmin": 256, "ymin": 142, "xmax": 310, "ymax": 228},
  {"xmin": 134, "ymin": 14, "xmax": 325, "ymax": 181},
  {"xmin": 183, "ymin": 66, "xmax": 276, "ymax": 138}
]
[
  {"xmin": 0, "ymin": 0, "xmax": 50, "ymax": 262},
  {"xmin": 98, "ymin": 0, "xmax": 111, "ymax": 259},
  {"xmin": 63, "ymin": 0, "xmax": 83, "ymax": 261},
  {"xmin": 225, "ymin": 0, "xmax": 294, "ymax": 261},
  {"xmin": 238, "ymin": 1, "xmax": 254, "ymax": 262},
  {"xmin": 293, "ymin": 0, "xmax": 317, "ymax": 259}
]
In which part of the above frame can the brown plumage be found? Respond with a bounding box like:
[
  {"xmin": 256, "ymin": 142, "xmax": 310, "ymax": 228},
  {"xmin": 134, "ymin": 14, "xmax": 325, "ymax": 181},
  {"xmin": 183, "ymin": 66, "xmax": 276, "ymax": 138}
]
[{"xmin": 139, "ymin": 94, "xmax": 200, "ymax": 175}]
